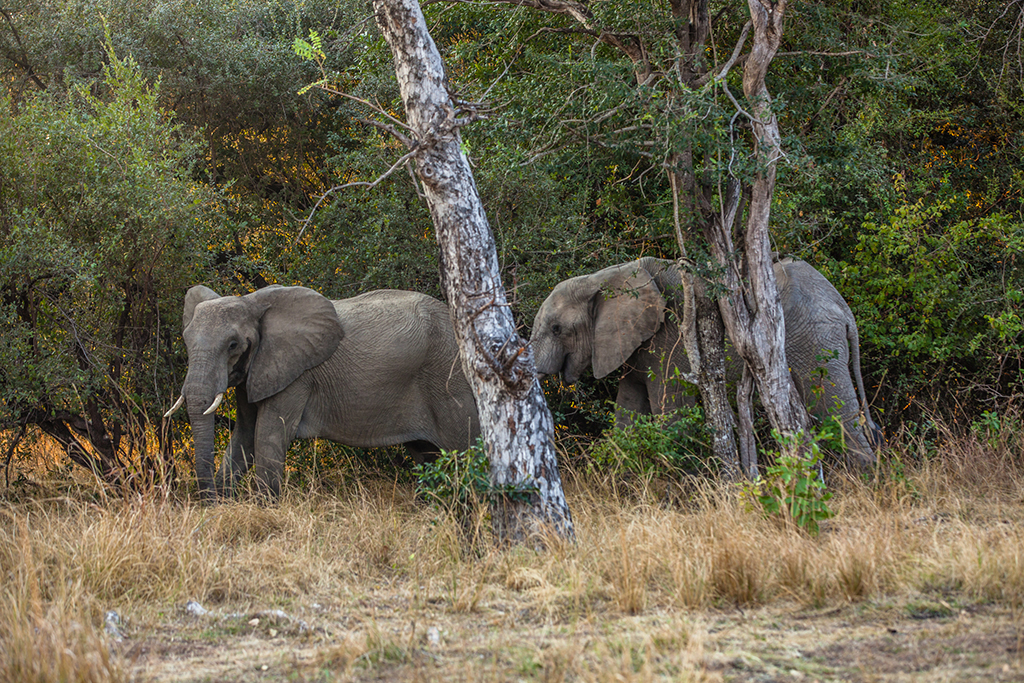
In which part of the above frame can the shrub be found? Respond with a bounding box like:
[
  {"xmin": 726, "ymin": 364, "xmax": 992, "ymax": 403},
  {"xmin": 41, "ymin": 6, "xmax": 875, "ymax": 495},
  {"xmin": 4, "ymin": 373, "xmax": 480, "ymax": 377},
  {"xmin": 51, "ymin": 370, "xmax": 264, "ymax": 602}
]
[
  {"xmin": 590, "ymin": 406, "xmax": 714, "ymax": 480},
  {"xmin": 741, "ymin": 430, "xmax": 835, "ymax": 536},
  {"xmin": 412, "ymin": 439, "xmax": 537, "ymax": 529}
]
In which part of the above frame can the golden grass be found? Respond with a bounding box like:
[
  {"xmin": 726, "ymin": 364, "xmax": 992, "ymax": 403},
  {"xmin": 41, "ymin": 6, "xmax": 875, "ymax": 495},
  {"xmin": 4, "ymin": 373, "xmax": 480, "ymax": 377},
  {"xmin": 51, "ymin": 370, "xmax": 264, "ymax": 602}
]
[{"xmin": 0, "ymin": 426, "xmax": 1022, "ymax": 681}]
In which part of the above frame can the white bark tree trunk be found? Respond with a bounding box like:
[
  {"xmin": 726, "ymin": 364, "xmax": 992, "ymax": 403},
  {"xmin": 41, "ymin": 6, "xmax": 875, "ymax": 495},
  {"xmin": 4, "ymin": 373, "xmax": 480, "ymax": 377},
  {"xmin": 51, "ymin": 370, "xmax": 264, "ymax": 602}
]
[{"xmin": 373, "ymin": 0, "xmax": 575, "ymax": 542}]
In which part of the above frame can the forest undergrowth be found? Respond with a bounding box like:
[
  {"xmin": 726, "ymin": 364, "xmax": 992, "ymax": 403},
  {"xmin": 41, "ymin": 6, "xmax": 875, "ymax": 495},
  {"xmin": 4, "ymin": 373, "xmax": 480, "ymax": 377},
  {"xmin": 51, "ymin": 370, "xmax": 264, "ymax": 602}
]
[{"xmin": 1, "ymin": 418, "xmax": 1023, "ymax": 682}]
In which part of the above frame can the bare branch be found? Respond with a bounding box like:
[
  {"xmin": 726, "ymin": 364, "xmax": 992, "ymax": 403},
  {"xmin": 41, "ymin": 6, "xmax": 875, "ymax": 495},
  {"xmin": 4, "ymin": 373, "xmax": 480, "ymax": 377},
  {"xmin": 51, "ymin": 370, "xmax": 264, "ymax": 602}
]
[
  {"xmin": 317, "ymin": 86, "xmax": 417, "ymax": 139},
  {"xmin": 0, "ymin": 9, "xmax": 47, "ymax": 91},
  {"xmin": 698, "ymin": 20, "xmax": 751, "ymax": 87},
  {"xmin": 295, "ymin": 148, "xmax": 418, "ymax": 241},
  {"xmin": 3, "ymin": 424, "xmax": 26, "ymax": 488},
  {"xmin": 524, "ymin": 25, "xmax": 597, "ymax": 42},
  {"xmin": 718, "ymin": 78, "xmax": 759, "ymax": 127},
  {"xmin": 775, "ymin": 50, "xmax": 875, "ymax": 58},
  {"xmin": 354, "ymin": 116, "xmax": 416, "ymax": 149}
]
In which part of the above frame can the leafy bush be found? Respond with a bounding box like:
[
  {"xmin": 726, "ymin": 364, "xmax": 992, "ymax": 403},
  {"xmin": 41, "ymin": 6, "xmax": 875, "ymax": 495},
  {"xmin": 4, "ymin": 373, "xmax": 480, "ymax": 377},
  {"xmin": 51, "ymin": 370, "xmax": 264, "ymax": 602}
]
[
  {"xmin": 741, "ymin": 431, "xmax": 834, "ymax": 536},
  {"xmin": 413, "ymin": 440, "xmax": 537, "ymax": 528},
  {"xmin": 590, "ymin": 406, "xmax": 714, "ymax": 480},
  {"xmin": 0, "ymin": 41, "xmax": 221, "ymax": 478},
  {"xmin": 829, "ymin": 199, "xmax": 1024, "ymax": 421}
]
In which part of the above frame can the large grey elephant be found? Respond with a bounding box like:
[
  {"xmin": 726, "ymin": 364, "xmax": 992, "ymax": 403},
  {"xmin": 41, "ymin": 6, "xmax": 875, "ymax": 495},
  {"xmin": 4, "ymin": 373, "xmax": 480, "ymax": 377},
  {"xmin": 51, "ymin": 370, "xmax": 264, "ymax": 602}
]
[
  {"xmin": 529, "ymin": 257, "xmax": 881, "ymax": 467},
  {"xmin": 165, "ymin": 285, "xmax": 480, "ymax": 499}
]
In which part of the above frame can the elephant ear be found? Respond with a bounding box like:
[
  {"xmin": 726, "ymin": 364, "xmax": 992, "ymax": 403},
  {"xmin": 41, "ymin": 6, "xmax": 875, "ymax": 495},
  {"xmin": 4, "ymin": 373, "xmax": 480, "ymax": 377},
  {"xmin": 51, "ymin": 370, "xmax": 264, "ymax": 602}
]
[
  {"xmin": 244, "ymin": 286, "xmax": 344, "ymax": 403},
  {"xmin": 183, "ymin": 285, "xmax": 221, "ymax": 330},
  {"xmin": 591, "ymin": 264, "xmax": 666, "ymax": 379}
]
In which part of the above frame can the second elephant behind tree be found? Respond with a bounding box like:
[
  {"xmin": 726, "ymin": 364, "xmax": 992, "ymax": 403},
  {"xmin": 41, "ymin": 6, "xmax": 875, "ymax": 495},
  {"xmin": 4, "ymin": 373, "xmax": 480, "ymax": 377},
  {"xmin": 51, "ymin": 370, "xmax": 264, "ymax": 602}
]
[
  {"xmin": 169, "ymin": 285, "xmax": 480, "ymax": 499},
  {"xmin": 529, "ymin": 257, "xmax": 882, "ymax": 468}
]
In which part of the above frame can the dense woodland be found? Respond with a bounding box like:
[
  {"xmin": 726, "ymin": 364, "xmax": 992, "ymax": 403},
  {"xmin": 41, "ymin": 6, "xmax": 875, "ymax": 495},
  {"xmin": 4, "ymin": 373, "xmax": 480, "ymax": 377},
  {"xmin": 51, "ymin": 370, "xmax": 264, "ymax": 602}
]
[{"xmin": 1, "ymin": 0, "xmax": 1023, "ymax": 483}]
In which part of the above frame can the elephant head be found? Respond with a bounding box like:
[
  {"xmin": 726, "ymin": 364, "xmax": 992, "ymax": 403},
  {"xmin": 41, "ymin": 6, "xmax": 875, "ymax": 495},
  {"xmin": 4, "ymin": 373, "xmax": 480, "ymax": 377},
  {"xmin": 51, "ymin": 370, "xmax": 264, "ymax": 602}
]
[
  {"xmin": 169, "ymin": 285, "xmax": 343, "ymax": 499},
  {"xmin": 531, "ymin": 261, "xmax": 667, "ymax": 384}
]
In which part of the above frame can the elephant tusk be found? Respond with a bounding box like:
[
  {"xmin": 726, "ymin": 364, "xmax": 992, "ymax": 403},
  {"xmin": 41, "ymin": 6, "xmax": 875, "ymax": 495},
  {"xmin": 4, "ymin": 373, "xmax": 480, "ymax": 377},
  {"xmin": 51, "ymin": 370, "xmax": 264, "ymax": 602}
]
[
  {"xmin": 202, "ymin": 393, "xmax": 224, "ymax": 415},
  {"xmin": 163, "ymin": 394, "xmax": 185, "ymax": 418}
]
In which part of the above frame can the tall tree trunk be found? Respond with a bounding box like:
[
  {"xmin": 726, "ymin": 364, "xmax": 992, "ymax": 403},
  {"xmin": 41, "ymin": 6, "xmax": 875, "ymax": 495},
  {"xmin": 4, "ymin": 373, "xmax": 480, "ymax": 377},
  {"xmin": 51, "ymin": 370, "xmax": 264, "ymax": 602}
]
[
  {"xmin": 373, "ymin": 0, "xmax": 574, "ymax": 543},
  {"xmin": 705, "ymin": 0, "xmax": 810, "ymax": 447}
]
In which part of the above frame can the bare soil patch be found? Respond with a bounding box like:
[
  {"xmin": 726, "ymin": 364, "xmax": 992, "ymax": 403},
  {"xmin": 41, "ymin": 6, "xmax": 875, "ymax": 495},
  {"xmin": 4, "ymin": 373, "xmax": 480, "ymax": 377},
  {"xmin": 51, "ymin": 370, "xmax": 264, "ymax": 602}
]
[{"xmin": 119, "ymin": 597, "xmax": 1024, "ymax": 682}]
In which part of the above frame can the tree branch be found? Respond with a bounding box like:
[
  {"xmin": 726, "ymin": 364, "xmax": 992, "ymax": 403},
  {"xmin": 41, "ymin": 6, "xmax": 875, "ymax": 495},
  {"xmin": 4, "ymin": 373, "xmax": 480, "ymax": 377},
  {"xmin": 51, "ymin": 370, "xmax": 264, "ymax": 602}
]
[
  {"xmin": 295, "ymin": 148, "xmax": 419, "ymax": 240},
  {"xmin": 0, "ymin": 9, "xmax": 47, "ymax": 91},
  {"xmin": 698, "ymin": 20, "xmax": 751, "ymax": 87}
]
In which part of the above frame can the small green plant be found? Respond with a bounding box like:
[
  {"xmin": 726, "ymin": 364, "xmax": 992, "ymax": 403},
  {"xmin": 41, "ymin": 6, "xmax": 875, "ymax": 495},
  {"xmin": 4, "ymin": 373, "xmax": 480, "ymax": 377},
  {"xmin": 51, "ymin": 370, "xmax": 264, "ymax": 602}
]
[
  {"xmin": 740, "ymin": 430, "xmax": 834, "ymax": 535},
  {"xmin": 971, "ymin": 410, "xmax": 1002, "ymax": 449},
  {"xmin": 809, "ymin": 348, "xmax": 840, "ymax": 403},
  {"xmin": 413, "ymin": 439, "xmax": 537, "ymax": 526},
  {"xmin": 293, "ymin": 30, "xmax": 332, "ymax": 95},
  {"xmin": 591, "ymin": 406, "xmax": 714, "ymax": 479}
]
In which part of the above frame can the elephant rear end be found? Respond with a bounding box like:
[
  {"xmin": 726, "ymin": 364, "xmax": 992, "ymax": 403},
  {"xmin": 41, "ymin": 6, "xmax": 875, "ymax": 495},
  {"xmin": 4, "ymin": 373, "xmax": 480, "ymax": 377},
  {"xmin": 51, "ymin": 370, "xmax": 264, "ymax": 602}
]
[{"xmin": 775, "ymin": 258, "xmax": 880, "ymax": 468}]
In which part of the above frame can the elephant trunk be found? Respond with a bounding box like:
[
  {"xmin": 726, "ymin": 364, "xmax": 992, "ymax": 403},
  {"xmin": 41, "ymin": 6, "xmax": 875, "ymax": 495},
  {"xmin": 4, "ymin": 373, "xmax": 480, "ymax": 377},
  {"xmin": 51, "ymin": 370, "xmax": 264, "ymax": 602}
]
[
  {"xmin": 187, "ymin": 404, "xmax": 218, "ymax": 501},
  {"xmin": 182, "ymin": 355, "xmax": 230, "ymax": 501}
]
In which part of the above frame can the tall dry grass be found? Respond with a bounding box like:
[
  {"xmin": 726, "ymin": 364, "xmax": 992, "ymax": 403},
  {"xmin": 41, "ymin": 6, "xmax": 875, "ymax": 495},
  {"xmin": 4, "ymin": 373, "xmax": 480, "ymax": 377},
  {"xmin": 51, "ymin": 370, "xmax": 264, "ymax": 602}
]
[{"xmin": 0, "ymin": 420, "xmax": 1021, "ymax": 680}]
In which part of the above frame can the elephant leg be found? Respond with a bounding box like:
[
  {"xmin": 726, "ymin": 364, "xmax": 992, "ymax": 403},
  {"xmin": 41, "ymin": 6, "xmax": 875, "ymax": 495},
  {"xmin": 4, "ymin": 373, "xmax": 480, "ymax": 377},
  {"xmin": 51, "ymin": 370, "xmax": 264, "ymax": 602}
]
[
  {"xmin": 635, "ymin": 322, "xmax": 693, "ymax": 419},
  {"xmin": 251, "ymin": 392, "xmax": 305, "ymax": 498},
  {"xmin": 645, "ymin": 374, "xmax": 692, "ymax": 418},
  {"xmin": 812, "ymin": 354, "xmax": 875, "ymax": 468},
  {"xmin": 216, "ymin": 386, "xmax": 257, "ymax": 497},
  {"xmin": 615, "ymin": 367, "xmax": 650, "ymax": 429}
]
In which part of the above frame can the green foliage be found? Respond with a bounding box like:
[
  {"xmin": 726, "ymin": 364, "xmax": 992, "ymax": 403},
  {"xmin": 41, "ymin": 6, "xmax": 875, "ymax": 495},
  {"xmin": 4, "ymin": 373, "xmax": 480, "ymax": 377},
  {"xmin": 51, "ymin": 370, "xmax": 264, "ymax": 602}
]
[
  {"xmin": 293, "ymin": 29, "xmax": 325, "ymax": 63},
  {"xmin": 2, "ymin": 0, "xmax": 1023, "ymax": 486},
  {"xmin": 2, "ymin": 0, "xmax": 364, "ymax": 290},
  {"xmin": 591, "ymin": 407, "xmax": 714, "ymax": 480},
  {"xmin": 0, "ymin": 40, "xmax": 220, "ymax": 466},
  {"xmin": 413, "ymin": 439, "xmax": 537, "ymax": 524},
  {"xmin": 828, "ymin": 198, "xmax": 1024, "ymax": 415},
  {"xmin": 293, "ymin": 30, "xmax": 329, "ymax": 95},
  {"xmin": 971, "ymin": 410, "xmax": 1003, "ymax": 450},
  {"xmin": 741, "ymin": 431, "xmax": 835, "ymax": 536}
]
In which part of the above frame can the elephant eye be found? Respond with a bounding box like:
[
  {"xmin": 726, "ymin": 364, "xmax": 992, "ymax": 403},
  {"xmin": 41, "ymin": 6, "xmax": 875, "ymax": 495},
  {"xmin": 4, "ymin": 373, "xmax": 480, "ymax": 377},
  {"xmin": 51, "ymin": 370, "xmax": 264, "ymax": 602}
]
[
  {"xmin": 551, "ymin": 323, "xmax": 562, "ymax": 336},
  {"xmin": 228, "ymin": 340, "xmax": 239, "ymax": 351}
]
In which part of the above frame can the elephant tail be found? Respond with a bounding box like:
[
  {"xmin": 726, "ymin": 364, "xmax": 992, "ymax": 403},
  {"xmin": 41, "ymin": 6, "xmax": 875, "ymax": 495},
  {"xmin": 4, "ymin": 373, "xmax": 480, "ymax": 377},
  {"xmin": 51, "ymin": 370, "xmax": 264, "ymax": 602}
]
[{"xmin": 846, "ymin": 317, "xmax": 876, "ymax": 435}]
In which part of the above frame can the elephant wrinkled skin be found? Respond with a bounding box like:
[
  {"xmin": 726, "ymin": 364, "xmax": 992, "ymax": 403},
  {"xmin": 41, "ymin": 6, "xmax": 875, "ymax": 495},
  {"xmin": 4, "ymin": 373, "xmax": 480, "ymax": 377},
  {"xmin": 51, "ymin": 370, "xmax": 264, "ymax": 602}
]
[
  {"xmin": 169, "ymin": 285, "xmax": 480, "ymax": 499},
  {"xmin": 529, "ymin": 257, "xmax": 882, "ymax": 468}
]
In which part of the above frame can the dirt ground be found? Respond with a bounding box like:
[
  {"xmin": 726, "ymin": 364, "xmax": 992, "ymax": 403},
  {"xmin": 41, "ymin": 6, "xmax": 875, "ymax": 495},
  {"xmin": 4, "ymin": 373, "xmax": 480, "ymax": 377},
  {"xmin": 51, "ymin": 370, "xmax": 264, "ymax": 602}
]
[{"xmin": 123, "ymin": 596, "xmax": 1024, "ymax": 682}]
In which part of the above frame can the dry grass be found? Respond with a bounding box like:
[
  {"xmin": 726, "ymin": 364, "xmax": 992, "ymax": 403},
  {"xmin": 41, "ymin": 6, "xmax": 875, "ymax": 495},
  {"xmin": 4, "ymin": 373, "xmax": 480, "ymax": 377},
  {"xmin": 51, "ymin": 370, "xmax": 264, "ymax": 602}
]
[{"xmin": 1, "ymin": 425, "xmax": 1023, "ymax": 681}]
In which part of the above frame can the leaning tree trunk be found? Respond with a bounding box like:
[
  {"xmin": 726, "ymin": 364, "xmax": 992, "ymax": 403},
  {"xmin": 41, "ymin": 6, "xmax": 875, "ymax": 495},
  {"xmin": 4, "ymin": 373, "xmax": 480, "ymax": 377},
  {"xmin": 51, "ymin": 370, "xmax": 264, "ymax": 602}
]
[
  {"xmin": 373, "ymin": 0, "xmax": 574, "ymax": 543},
  {"xmin": 704, "ymin": 0, "xmax": 810, "ymax": 449}
]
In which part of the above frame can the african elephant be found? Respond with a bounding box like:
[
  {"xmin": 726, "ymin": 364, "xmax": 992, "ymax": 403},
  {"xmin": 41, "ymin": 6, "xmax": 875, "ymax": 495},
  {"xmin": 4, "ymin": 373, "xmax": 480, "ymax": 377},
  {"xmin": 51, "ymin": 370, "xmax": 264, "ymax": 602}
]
[
  {"xmin": 165, "ymin": 285, "xmax": 480, "ymax": 499},
  {"xmin": 529, "ymin": 257, "xmax": 881, "ymax": 467}
]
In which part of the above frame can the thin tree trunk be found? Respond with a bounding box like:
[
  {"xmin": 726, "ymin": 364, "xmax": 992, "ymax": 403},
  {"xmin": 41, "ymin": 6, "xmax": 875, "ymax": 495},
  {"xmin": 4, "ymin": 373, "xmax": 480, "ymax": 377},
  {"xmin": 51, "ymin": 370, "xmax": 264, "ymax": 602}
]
[
  {"xmin": 373, "ymin": 0, "xmax": 574, "ymax": 543},
  {"xmin": 706, "ymin": 0, "xmax": 809, "ymax": 446},
  {"xmin": 670, "ymin": 169, "xmax": 739, "ymax": 478}
]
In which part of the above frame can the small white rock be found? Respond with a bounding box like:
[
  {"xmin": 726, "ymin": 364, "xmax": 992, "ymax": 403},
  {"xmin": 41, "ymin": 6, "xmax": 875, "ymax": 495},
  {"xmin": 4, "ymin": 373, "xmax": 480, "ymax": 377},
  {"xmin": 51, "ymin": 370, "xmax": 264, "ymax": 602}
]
[
  {"xmin": 184, "ymin": 600, "xmax": 208, "ymax": 617},
  {"xmin": 103, "ymin": 611, "xmax": 123, "ymax": 641},
  {"xmin": 427, "ymin": 626, "xmax": 441, "ymax": 647}
]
